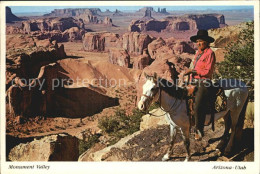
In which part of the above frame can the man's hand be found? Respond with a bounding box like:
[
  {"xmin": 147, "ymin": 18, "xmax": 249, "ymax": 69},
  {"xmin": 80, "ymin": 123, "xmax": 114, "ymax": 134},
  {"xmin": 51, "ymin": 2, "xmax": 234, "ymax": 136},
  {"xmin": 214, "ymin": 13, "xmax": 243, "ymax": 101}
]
[{"xmin": 184, "ymin": 69, "xmax": 197, "ymax": 76}]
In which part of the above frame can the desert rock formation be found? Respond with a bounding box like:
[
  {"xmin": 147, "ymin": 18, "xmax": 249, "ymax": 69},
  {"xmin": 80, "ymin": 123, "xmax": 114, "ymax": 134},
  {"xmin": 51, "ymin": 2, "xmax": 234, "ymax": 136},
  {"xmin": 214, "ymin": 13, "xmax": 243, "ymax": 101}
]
[
  {"xmin": 62, "ymin": 27, "xmax": 85, "ymax": 42},
  {"xmin": 121, "ymin": 32, "xmax": 154, "ymax": 55},
  {"xmin": 44, "ymin": 8, "xmax": 102, "ymax": 17},
  {"xmin": 82, "ymin": 32, "xmax": 120, "ymax": 51},
  {"xmin": 129, "ymin": 14, "xmax": 227, "ymax": 32},
  {"xmin": 133, "ymin": 49, "xmax": 151, "ymax": 70},
  {"xmin": 109, "ymin": 48, "xmax": 130, "ymax": 68},
  {"xmin": 6, "ymin": 60, "xmax": 120, "ymax": 118},
  {"xmin": 6, "ymin": 6, "xmax": 22, "ymax": 23},
  {"xmin": 21, "ymin": 17, "xmax": 81, "ymax": 33}
]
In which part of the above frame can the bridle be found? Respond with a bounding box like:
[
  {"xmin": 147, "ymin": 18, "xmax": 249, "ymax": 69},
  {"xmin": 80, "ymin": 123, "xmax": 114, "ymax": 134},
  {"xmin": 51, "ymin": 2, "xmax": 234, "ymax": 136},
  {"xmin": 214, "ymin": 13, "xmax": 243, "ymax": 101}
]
[{"xmin": 141, "ymin": 83, "xmax": 184, "ymax": 117}]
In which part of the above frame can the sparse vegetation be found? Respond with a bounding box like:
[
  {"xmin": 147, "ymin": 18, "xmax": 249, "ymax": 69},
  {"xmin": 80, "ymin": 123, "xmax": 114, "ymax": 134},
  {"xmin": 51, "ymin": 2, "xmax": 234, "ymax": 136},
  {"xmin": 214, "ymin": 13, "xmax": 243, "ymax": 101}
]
[
  {"xmin": 216, "ymin": 21, "xmax": 254, "ymax": 101},
  {"xmin": 98, "ymin": 103, "xmax": 160, "ymax": 145},
  {"xmin": 79, "ymin": 134, "xmax": 100, "ymax": 155},
  {"xmin": 98, "ymin": 108, "xmax": 143, "ymax": 145}
]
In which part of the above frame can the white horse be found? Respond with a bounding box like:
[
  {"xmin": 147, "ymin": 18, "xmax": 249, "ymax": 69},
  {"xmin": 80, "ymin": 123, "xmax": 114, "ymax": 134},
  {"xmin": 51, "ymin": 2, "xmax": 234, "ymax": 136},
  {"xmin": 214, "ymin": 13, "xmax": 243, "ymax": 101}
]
[{"xmin": 137, "ymin": 73, "xmax": 249, "ymax": 161}]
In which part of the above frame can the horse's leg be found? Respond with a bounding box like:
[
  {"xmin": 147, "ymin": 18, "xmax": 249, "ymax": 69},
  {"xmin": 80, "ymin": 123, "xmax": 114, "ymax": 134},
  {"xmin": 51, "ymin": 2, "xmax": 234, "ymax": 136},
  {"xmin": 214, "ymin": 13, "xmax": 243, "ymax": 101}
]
[
  {"xmin": 216, "ymin": 111, "xmax": 231, "ymax": 152},
  {"xmin": 162, "ymin": 123, "xmax": 177, "ymax": 161},
  {"xmin": 224, "ymin": 97, "xmax": 248, "ymax": 156},
  {"xmin": 180, "ymin": 127, "xmax": 191, "ymax": 161},
  {"xmin": 224, "ymin": 109, "xmax": 241, "ymax": 156}
]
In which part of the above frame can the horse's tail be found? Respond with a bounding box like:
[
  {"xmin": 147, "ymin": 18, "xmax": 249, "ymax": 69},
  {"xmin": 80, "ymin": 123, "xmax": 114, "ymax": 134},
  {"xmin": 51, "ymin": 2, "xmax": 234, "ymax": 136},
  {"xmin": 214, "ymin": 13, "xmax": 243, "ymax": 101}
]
[{"xmin": 235, "ymin": 95, "xmax": 249, "ymax": 143}]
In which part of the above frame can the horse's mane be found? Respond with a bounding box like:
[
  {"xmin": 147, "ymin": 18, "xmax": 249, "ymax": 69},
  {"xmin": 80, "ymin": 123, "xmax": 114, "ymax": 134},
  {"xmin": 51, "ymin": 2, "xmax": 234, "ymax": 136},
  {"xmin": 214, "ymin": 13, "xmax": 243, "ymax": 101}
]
[{"xmin": 158, "ymin": 78, "xmax": 187, "ymax": 100}]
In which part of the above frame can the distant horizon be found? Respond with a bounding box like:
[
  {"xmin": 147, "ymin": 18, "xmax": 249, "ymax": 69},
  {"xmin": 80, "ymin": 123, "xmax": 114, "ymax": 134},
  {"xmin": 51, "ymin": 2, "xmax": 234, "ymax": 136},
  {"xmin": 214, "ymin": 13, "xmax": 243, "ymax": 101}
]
[{"xmin": 10, "ymin": 6, "xmax": 254, "ymax": 15}]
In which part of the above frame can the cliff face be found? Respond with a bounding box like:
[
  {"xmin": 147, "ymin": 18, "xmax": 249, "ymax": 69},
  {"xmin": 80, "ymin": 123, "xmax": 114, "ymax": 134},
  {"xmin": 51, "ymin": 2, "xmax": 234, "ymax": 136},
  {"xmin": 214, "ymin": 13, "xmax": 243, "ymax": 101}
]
[
  {"xmin": 129, "ymin": 14, "xmax": 227, "ymax": 32},
  {"xmin": 6, "ymin": 6, "xmax": 22, "ymax": 23},
  {"xmin": 21, "ymin": 17, "xmax": 82, "ymax": 33}
]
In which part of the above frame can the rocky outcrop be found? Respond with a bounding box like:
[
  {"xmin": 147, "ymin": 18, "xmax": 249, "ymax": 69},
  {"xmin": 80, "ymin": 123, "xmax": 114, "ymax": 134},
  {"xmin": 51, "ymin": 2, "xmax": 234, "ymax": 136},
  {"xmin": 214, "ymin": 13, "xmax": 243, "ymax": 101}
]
[
  {"xmin": 31, "ymin": 30, "xmax": 64, "ymax": 42},
  {"xmin": 6, "ymin": 26, "xmax": 22, "ymax": 34},
  {"xmin": 121, "ymin": 32, "xmax": 154, "ymax": 55},
  {"xmin": 147, "ymin": 37, "xmax": 166, "ymax": 59},
  {"xmin": 44, "ymin": 8, "xmax": 101, "ymax": 17},
  {"xmin": 158, "ymin": 8, "xmax": 168, "ymax": 14},
  {"xmin": 109, "ymin": 48, "xmax": 130, "ymax": 68},
  {"xmin": 129, "ymin": 19, "xmax": 168, "ymax": 32},
  {"xmin": 82, "ymin": 32, "xmax": 120, "ymax": 51},
  {"xmin": 6, "ymin": 38, "xmax": 66, "ymax": 94},
  {"xmin": 6, "ymin": 6, "xmax": 22, "ymax": 23},
  {"xmin": 148, "ymin": 37, "xmax": 195, "ymax": 60},
  {"xmin": 133, "ymin": 49, "xmax": 151, "ymax": 70},
  {"xmin": 8, "ymin": 134, "xmax": 79, "ymax": 161},
  {"xmin": 6, "ymin": 60, "xmax": 119, "ymax": 118},
  {"xmin": 208, "ymin": 22, "xmax": 247, "ymax": 48},
  {"xmin": 79, "ymin": 125, "xmax": 173, "ymax": 161},
  {"xmin": 82, "ymin": 14, "xmax": 99, "ymax": 24},
  {"xmin": 21, "ymin": 17, "xmax": 80, "ymax": 33},
  {"xmin": 112, "ymin": 9, "xmax": 123, "ymax": 16},
  {"xmin": 129, "ymin": 14, "xmax": 227, "ymax": 32},
  {"xmin": 62, "ymin": 27, "xmax": 85, "ymax": 41},
  {"xmin": 103, "ymin": 17, "xmax": 113, "ymax": 25}
]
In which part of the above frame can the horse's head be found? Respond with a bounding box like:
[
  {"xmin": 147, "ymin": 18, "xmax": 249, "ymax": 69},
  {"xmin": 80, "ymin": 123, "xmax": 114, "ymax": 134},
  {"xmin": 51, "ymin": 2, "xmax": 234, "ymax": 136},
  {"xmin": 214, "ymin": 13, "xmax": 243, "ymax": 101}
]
[{"xmin": 138, "ymin": 72, "xmax": 160, "ymax": 111}]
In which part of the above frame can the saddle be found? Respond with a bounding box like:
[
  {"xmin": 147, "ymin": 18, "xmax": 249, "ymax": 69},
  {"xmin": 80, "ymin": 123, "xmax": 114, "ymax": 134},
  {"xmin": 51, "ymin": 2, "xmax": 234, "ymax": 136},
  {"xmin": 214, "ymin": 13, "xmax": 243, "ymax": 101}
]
[{"xmin": 185, "ymin": 81, "xmax": 227, "ymax": 132}]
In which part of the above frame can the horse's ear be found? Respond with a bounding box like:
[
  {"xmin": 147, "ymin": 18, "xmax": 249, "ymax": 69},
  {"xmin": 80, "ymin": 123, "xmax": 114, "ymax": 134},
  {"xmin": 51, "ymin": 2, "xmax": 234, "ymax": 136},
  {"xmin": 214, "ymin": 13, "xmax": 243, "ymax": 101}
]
[
  {"xmin": 153, "ymin": 72, "xmax": 157, "ymax": 81},
  {"xmin": 144, "ymin": 72, "xmax": 148, "ymax": 79}
]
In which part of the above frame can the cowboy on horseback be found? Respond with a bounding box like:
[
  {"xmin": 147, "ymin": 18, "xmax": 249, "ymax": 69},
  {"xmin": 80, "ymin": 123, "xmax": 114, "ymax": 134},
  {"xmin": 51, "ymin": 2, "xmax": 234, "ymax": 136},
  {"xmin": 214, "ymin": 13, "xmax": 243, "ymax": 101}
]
[{"xmin": 184, "ymin": 30, "xmax": 216, "ymax": 140}]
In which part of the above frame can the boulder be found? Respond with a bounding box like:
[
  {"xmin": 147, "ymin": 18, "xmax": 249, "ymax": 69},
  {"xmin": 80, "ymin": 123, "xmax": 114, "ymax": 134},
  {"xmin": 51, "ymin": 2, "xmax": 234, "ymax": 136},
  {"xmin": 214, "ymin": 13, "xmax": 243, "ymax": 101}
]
[
  {"xmin": 8, "ymin": 134, "xmax": 79, "ymax": 161},
  {"xmin": 82, "ymin": 32, "xmax": 120, "ymax": 51},
  {"xmin": 109, "ymin": 48, "xmax": 130, "ymax": 68}
]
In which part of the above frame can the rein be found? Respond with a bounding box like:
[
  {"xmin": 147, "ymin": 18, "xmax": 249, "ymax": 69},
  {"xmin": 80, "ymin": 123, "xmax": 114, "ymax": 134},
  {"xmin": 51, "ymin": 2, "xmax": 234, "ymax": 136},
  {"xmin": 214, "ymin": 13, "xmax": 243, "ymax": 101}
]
[{"xmin": 142, "ymin": 84, "xmax": 184, "ymax": 117}]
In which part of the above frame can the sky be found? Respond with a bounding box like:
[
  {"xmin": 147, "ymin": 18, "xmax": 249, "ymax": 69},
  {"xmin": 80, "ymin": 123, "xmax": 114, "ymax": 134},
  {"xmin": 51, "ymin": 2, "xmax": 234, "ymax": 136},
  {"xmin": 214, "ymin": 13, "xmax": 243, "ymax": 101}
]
[{"xmin": 10, "ymin": 6, "xmax": 254, "ymax": 14}]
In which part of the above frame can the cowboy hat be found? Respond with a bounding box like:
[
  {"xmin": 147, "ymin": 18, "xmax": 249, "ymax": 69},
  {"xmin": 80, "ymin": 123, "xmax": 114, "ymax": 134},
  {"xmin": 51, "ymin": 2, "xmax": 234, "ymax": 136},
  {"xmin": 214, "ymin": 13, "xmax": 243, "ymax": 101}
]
[{"xmin": 190, "ymin": 30, "xmax": 215, "ymax": 43}]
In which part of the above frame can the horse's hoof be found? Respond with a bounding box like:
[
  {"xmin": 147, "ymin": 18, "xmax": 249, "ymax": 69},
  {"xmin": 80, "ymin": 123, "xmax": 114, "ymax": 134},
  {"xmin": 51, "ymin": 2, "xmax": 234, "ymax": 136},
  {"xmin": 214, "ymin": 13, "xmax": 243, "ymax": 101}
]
[
  {"xmin": 184, "ymin": 157, "xmax": 190, "ymax": 162},
  {"xmin": 215, "ymin": 149, "xmax": 221, "ymax": 156},
  {"xmin": 162, "ymin": 154, "xmax": 169, "ymax": 161},
  {"xmin": 195, "ymin": 132, "xmax": 202, "ymax": 141}
]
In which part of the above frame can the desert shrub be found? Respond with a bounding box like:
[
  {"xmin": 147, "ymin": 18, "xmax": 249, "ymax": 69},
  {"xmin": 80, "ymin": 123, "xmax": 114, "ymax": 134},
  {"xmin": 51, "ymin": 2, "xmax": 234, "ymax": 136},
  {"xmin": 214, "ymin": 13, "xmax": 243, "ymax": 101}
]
[
  {"xmin": 98, "ymin": 107, "xmax": 147, "ymax": 145},
  {"xmin": 78, "ymin": 134, "xmax": 100, "ymax": 155},
  {"xmin": 216, "ymin": 21, "xmax": 254, "ymax": 101}
]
